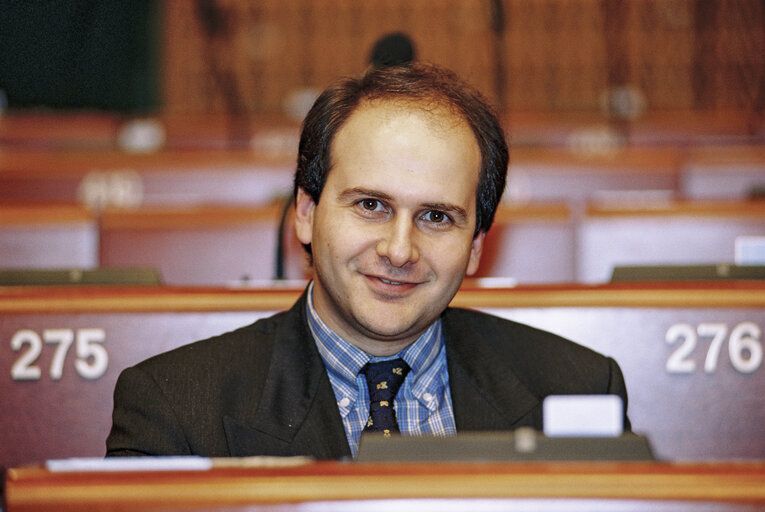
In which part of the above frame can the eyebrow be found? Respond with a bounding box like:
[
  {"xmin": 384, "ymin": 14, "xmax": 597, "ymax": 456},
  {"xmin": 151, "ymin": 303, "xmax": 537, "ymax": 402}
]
[
  {"xmin": 338, "ymin": 187, "xmax": 469, "ymax": 223},
  {"xmin": 337, "ymin": 187, "xmax": 393, "ymax": 203},
  {"xmin": 422, "ymin": 202, "xmax": 469, "ymax": 223}
]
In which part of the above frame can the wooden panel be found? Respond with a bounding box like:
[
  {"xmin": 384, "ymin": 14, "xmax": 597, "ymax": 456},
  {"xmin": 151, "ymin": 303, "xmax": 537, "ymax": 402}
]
[
  {"xmin": 681, "ymin": 145, "xmax": 765, "ymax": 200},
  {"xmin": 7, "ymin": 460, "xmax": 765, "ymax": 511},
  {"xmin": 160, "ymin": 0, "xmax": 765, "ymax": 115},
  {"xmin": 0, "ymin": 112, "xmax": 119, "ymax": 150},
  {"xmin": 0, "ymin": 150, "xmax": 294, "ymax": 208},
  {"xmin": 578, "ymin": 200, "xmax": 765, "ymax": 283},
  {"xmin": 1, "ymin": 283, "xmax": 765, "ymax": 469},
  {"xmin": 478, "ymin": 203, "xmax": 575, "ymax": 283},
  {"xmin": 0, "ymin": 205, "xmax": 98, "ymax": 269},
  {"xmin": 506, "ymin": 147, "xmax": 681, "ymax": 203},
  {"xmin": 98, "ymin": 204, "xmax": 307, "ymax": 284}
]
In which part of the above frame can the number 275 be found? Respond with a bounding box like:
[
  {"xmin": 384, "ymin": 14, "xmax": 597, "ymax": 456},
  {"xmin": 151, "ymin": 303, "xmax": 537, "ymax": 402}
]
[{"xmin": 11, "ymin": 328, "xmax": 108, "ymax": 381}]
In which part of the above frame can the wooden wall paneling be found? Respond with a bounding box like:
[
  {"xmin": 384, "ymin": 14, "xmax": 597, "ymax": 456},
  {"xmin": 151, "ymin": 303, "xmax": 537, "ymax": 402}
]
[
  {"xmin": 520, "ymin": 1, "xmax": 553, "ymax": 110},
  {"xmin": 280, "ymin": 0, "xmax": 308, "ymax": 90},
  {"xmin": 343, "ymin": 1, "xmax": 369, "ymax": 73},
  {"xmin": 715, "ymin": 0, "xmax": 765, "ymax": 109},
  {"xmin": 157, "ymin": 0, "xmax": 765, "ymax": 115},
  {"xmin": 450, "ymin": 1, "xmax": 493, "ymax": 102},
  {"xmin": 628, "ymin": 1, "xmax": 694, "ymax": 109},
  {"xmin": 410, "ymin": 0, "xmax": 452, "ymax": 70},
  {"xmin": 161, "ymin": 1, "xmax": 209, "ymax": 115},
  {"xmin": 554, "ymin": 1, "xmax": 602, "ymax": 111},
  {"xmin": 305, "ymin": 1, "xmax": 331, "ymax": 88}
]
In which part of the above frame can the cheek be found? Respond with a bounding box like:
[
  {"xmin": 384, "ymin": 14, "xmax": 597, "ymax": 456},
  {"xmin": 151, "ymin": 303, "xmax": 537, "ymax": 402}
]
[
  {"xmin": 317, "ymin": 219, "xmax": 369, "ymax": 263},
  {"xmin": 423, "ymin": 236, "xmax": 476, "ymax": 272}
]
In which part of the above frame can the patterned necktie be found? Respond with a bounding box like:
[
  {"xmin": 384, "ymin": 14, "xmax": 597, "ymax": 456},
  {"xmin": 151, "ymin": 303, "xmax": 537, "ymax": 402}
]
[{"xmin": 360, "ymin": 358, "xmax": 411, "ymax": 437}]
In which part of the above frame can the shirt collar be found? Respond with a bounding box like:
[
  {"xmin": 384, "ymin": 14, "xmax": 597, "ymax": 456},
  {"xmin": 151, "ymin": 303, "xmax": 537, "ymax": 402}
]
[{"xmin": 305, "ymin": 281, "xmax": 443, "ymax": 380}]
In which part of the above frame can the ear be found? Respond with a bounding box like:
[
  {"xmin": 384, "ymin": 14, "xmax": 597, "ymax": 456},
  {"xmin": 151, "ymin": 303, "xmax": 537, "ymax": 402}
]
[
  {"xmin": 294, "ymin": 188, "xmax": 316, "ymax": 245},
  {"xmin": 465, "ymin": 231, "xmax": 485, "ymax": 276}
]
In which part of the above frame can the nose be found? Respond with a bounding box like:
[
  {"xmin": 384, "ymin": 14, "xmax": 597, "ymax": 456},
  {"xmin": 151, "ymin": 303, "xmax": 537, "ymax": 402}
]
[{"xmin": 376, "ymin": 218, "xmax": 420, "ymax": 268}]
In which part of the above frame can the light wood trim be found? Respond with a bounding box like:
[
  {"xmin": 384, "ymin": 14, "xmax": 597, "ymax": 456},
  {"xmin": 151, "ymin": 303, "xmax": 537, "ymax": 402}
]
[
  {"xmin": 0, "ymin": 283, "xmax": 763, "ymax": 313},
  {"xmin": 0, "ymin": 286, "xmax": 302, "ymax": 313},
  {"xmin": 686, "ymin": 144, "xmax": 765, "ymax": 166},
  {"xmin": 453, "ymin": 283, "xmax": 765, "ymax": 309},
  {"xmin": 0, "ymin": 149, "xmax": 293, "ymax": 178},
  {"xmin": 0, "ymin": 112, "xmax": 119, "ymax": 147},
  {"xmin": 0, "ymin": 204, "xmax": 94, "ymax": 226},
  {"xmin": 7, "ymin": 461, "xmax": 765, "ymax": 509},
  {"xmin": 586, "ymin": 199, "xmax": 765, "ymax": 218},
  {"xmin": 493, "ymin": 202, "xmax": 571, "ymax": 222}
]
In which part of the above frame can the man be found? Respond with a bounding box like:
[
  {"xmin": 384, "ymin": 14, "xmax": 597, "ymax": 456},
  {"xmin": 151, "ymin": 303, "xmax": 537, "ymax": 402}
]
[{"xmin": 107, "ymin": 64, "xmax": 629, "ymax": 459}]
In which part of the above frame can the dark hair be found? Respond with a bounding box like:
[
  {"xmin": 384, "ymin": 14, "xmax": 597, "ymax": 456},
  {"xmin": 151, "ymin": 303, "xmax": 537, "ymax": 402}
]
[{"xmin": 294, "ymin": 63, "xmax": 508, "ymax": 253}]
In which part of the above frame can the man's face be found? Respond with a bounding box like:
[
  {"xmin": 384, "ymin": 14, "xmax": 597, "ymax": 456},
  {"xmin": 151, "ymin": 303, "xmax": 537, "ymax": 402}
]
[{"xmin": 295, "ymin": 100, "xmax": 484, "ymax": 356}]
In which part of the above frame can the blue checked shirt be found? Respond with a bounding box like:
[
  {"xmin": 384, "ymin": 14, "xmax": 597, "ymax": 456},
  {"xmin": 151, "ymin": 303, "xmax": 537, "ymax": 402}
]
[{"xmin": 305, "ymin": 283, "xmax": 457, "ymax": 457}]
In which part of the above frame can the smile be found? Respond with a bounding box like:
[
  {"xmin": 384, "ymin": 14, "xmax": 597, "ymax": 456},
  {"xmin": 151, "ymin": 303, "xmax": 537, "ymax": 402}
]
[
  {"xmin": 366, "ymin": 274, "xmax": 421, "ymax": 290},
  {"xmin": 379, "ymin": 277, "xmax": 407, "ymax": 285}
]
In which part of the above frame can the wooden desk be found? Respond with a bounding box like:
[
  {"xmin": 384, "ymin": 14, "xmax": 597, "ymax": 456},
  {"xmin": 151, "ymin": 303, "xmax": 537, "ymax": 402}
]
[
  {"xmin": 98, "ymin": 204, "xmax": 308, "ymax": 284},
  {"xmin": 6, "ymin": 460, "xmax": 765, "ymax": 511},
  {"xmin": 0, "ymin": 112, "xmax": 119, "ymax": 150},
  {"xmin": 478, "ymin": 202, "xmax": 575, "ymax": 283},
  {"xmin": 506, "ymin": 146, "xmax": 681, "ymax": 203},
  {"xmin": 578, "ymin": 200, "xmax": 765, "ymax": 283},
  {"xmin": 0, "ymin": 204, "xmax": 98, "ymax": 269},
  {"xmin": 682, "ymin": 145, "xmax": 765, "ymax": 200},
  {"xmin": 0, "ymin": 150, "xmax": 294, "ymax": 208},
  {"xmin": 2, "ymin": 283, "xmax": 765, "ymax": 468}
]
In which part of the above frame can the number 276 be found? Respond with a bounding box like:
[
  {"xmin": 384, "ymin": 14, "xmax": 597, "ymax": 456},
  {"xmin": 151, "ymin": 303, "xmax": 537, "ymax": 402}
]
[{"xmin": 666, "ymin": 322, "xmax": 762, "ymax": 374}]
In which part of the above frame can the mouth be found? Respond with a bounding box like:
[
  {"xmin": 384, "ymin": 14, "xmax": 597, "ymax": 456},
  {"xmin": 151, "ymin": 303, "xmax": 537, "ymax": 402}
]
[
  {"xmin": 377, "ymin": 277, "xmax": 409, "ymax": 286},
  {"xmin": 365, "ymin": 274, "xmax": 422, "ymax": 292}
]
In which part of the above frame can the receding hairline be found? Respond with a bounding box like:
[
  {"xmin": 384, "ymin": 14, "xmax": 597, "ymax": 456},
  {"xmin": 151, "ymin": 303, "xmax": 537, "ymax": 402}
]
[
  {"xmin": 332, "ymin": 96, "xmax": 480, "ymax": 150},
  {"xmin": 327, "ymin": 96, "xmax": 481, "ymax": 174}
]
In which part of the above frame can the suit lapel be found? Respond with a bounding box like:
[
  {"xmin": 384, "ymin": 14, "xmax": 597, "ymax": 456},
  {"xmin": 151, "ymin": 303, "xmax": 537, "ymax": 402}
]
[
  {"xmin": 225, "ymin": 297, "xmax": 541, "ymax": 456},
  {"xmin": 224, "ymin": 291, "xmax": 351, "ymax": 459},
  {"xmin": 442, "ymin": 308, "xmax": 540, "ymax": 431}
]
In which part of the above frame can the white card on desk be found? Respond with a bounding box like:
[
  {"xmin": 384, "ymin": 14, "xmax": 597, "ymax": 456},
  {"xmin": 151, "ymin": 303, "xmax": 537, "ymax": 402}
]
[{"xmin": 543, "ymin": 395, "xmax": 623, "ymax": 437}]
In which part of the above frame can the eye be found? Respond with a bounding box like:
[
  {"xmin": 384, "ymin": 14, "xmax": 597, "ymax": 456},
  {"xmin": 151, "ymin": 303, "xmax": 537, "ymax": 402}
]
[
  {"xmin": 354, "ymin": 198, "xmax": 389, "ymax": 218},
  {"xmin": 360, "ymin": 199, "xmax": 381, "ymax": 211},
  {"xmin": 422, "ymin": 210, "xmax": 450, "ymax": 224}
]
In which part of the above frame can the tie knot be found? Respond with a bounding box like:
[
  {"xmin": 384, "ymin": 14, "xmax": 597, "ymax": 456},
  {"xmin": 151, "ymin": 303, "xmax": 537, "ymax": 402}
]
[{"xmin": 361, "ymin": 358, "xmax": 410, "ymax": 402}]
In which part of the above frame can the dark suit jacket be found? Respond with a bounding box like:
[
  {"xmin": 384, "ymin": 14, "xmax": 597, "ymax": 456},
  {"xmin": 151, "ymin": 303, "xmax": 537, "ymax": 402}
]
[{"xmin": 106, "ymin": 290, "xmax": 630, "ymax": 459}]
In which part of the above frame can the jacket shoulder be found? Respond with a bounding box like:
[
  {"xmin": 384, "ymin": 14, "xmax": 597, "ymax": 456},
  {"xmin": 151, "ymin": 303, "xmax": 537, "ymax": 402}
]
[
  {"xmin": 443, "ymin": 307, "xmax": 618, "ymax": 395},
  {"xmin": 136, "ymin": 309, "xmax": 290, "ymax": 372}
]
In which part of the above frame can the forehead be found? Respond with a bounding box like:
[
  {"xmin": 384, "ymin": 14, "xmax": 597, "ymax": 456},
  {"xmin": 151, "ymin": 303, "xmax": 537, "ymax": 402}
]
[
  {"xmin": 340, "ymin": 98, "xmax": 472, "ymax": 140},
  {"xmin": 330, "ymin": 98, "xmax": 480, "ymax": 171},
  {"xmin": 327, "ymin": 98, "xmax": 481, "ymax": 205}
]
